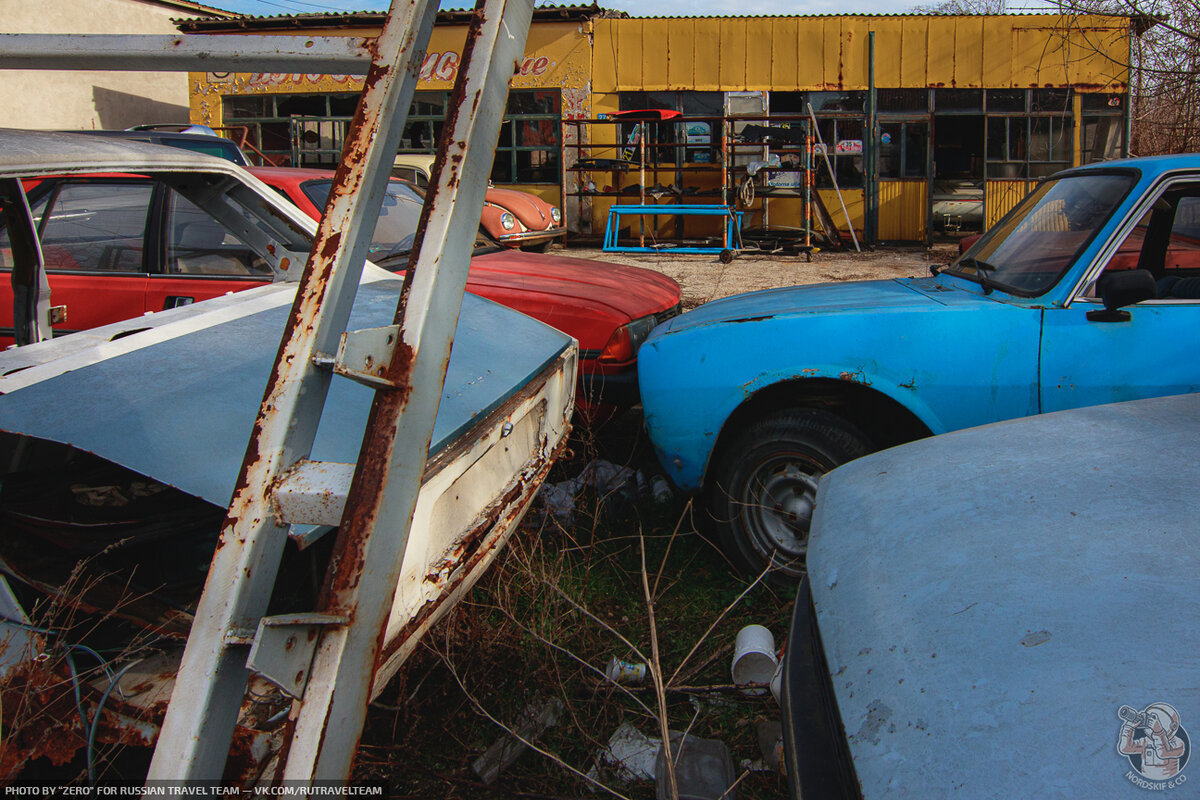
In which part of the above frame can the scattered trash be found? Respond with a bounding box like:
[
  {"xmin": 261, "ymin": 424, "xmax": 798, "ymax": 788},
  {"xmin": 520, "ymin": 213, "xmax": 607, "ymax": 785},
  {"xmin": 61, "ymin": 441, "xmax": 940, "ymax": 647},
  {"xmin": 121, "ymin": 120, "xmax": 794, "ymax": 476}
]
[
  {"xmin": 589, "ymin": 722, "xmax": 661, "ymax": 785},
  {"xmin": 656, "ymin": 732, "xmax": 736, "ymax": 800},
  {"xmin": 731, "ymin": 624, "xmax": 777, "ymax": 695},
  {"xmin": 472, "ymin": 697, "xmax": 564, "ymax": 785},
  {"xmin": 605, "ymin": 657, "xmax": 648, "ymax": 685},
  {"xmin": 770, "ymin": 660, "xmax": 784, "ymax": 703},
  {"xmin": 539, "ymin": 459, "xmax": 639, "ymax": 524},
  {"xmin": 650, "ymin": 474, "xmax": 673, "ymax": 504},
  {"xmin": 756, "ymin": 720, "xmax": 784, "ymax": 773}
]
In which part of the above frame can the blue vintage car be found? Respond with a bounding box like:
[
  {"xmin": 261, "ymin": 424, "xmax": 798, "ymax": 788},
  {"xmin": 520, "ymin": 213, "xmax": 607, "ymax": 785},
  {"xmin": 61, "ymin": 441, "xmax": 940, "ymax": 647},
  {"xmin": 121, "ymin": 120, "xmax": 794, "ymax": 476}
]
[
  {"xmin": 780, "ymin": 392, "xmax": 1198, "ymax": 799},
  {"xmin": 638, "ymin": 153, "xmax": 1200, "ymax": 579}
]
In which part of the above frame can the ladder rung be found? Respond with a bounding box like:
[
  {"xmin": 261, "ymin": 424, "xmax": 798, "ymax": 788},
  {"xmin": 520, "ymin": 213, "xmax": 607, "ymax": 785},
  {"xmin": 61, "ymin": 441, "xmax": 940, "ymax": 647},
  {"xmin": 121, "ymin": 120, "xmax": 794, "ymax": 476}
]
[{"xmin": 273, "ymin": 460, "xmax": 353, "ymax": 527}]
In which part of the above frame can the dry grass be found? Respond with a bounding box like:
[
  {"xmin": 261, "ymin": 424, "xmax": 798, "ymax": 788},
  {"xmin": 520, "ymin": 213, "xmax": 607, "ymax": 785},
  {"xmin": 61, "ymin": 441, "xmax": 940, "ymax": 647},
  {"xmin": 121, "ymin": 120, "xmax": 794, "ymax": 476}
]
[{"xmin": 355, "ymin": 414, "xmax": 793, "ymax": 799}]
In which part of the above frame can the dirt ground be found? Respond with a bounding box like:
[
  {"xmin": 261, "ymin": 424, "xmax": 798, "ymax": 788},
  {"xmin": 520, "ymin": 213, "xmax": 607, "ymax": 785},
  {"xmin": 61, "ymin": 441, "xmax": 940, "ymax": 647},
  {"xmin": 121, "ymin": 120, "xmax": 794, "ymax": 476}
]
[{"xmin": 557, "ymin": 242, "xmax": 962, "ymax": 309}]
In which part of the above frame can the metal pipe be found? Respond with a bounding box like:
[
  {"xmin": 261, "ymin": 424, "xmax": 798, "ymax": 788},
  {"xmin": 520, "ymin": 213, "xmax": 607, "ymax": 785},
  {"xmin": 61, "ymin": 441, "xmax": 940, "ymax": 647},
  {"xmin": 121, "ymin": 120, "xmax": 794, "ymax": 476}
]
[
  {"xmin": 0, "ymin": 33, "xmax": 372, "ymax": 73},
  {"xmin": 866, "ymin": 30, "xmax": 878, "ymax": 246}
]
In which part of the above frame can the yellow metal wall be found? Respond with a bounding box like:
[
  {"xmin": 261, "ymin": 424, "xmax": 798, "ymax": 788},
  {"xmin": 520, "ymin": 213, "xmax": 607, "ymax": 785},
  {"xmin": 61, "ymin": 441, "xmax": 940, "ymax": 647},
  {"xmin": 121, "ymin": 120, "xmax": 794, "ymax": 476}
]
[
  {"xmin": 985, "ymin": 180, "xmax": 1032, "ymax": 228},
  {"xmin": 879, "ymin": 180, "xmax": 927, "ymax": 241},
  {"xmin": 591, "ymin": 15, "xmax": 1129, "ymax": 93}
]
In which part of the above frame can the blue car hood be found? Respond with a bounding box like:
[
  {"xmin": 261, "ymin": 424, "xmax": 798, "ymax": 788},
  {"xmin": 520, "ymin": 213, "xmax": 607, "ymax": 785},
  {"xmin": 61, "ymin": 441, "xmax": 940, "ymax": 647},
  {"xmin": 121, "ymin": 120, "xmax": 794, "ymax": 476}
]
[
  {"xmin": 654, "ymin": 278, "xmax": 954, "ymax": 335},
  {"xmin": 0, "ymin": 274, "xmax": 573, "ymax": 508},
  {"xmin": 807, "ymin": 394, "xmax": 1200, "ymax": 799}
]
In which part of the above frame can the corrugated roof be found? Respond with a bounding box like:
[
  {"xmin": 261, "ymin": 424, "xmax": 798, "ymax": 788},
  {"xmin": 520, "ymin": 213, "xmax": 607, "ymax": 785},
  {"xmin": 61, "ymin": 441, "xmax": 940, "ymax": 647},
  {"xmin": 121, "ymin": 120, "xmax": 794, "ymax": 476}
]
[
  {"xmin": 143, "ymin": 0, "xmax": 236, "ymax": 17},
  {"xmin": 614, "ymin": 11, "xmax": 1130, "ymax": 18},
  {"xmin": 175, "ymin": 3, "xmax": 612, "ymax": 31}
]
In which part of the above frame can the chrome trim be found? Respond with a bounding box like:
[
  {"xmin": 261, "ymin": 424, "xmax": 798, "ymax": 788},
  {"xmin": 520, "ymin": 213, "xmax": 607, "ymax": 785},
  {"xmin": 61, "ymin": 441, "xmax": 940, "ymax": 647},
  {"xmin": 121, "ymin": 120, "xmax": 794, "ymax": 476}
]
[{"xmin": 495, "ymin": 225, "xmax": 566, "ymax": 243}]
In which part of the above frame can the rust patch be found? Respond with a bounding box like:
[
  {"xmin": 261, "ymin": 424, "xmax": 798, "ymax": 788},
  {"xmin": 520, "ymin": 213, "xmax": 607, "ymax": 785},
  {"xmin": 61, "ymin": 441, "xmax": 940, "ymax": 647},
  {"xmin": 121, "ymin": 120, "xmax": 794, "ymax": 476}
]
[{"xmin": 0, "ymin": 659, "xmax": 86, "ymax": 775}]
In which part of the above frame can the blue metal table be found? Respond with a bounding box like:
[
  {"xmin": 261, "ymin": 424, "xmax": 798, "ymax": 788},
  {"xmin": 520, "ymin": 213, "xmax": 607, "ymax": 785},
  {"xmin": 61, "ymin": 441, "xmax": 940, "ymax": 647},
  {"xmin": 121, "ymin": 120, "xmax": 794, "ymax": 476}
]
[{"xmin": 603, "ymin": 204, "xmax": 743, "ymax": 255}]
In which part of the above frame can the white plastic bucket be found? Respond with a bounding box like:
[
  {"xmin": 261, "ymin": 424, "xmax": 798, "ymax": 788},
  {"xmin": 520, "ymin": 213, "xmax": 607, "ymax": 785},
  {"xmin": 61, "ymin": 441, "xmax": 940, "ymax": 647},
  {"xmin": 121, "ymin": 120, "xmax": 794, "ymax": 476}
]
[{"xmin": 731, "ymin": 624, "xmax": 777, "ymax": 695}]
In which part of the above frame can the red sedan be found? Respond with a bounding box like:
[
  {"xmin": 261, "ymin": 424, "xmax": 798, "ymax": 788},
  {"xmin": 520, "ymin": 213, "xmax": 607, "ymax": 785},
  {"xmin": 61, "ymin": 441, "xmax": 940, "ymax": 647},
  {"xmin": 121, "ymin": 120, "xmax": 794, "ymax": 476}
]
[{"xmin": 0, "ymin": 166, "xmax": 680, "ymax": 417}]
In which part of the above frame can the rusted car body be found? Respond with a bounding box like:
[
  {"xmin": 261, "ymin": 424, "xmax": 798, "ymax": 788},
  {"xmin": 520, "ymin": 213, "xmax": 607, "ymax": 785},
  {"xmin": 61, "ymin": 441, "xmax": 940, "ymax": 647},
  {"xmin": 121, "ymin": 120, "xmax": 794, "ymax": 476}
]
[{"xmin": 0, "ymin": 131, "xmax": 576, "ymax": 779}]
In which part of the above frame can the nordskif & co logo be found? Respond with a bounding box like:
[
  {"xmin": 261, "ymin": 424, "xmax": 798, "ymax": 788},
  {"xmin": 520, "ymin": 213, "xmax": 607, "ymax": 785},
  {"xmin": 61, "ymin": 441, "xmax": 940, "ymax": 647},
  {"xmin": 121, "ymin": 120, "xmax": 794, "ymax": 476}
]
[{"xmin": 1117, "ymin": 703, "xmax": 1190, "ymax": 790}]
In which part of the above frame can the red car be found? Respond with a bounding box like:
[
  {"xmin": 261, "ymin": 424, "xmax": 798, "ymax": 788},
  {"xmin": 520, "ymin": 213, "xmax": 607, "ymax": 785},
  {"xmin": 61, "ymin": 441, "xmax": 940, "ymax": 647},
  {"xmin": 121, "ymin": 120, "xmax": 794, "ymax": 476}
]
[{"xmin": 0, "ymin": 165, "xmax": 680, "ymax": 417}]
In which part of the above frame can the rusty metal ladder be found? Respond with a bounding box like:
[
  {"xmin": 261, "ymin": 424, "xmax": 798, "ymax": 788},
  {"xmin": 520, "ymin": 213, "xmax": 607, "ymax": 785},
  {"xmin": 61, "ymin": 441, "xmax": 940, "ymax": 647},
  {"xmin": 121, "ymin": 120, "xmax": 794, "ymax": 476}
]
[
  {"xmin": 140, "ymin": 0, "xmax": 535, "ymax": 781},
  {"xmin": 0, "ymin": 0, "xmax": 535, "ymax": 776}
]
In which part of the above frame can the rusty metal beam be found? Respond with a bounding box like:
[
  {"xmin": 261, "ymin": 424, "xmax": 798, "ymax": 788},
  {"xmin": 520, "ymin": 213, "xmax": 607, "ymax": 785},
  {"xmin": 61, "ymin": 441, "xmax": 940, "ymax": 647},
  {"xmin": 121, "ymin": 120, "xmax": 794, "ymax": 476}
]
[
  {"xmin": 281, "ymin": 0, "xmax": 535, "ymax": 779},
  {"xmin": 146, "ymin": 0, "xmax": 439, "ymax": 781},
  {"xmin": 0, "ymin": 33, "xmax": 372, "ymax": 73}
]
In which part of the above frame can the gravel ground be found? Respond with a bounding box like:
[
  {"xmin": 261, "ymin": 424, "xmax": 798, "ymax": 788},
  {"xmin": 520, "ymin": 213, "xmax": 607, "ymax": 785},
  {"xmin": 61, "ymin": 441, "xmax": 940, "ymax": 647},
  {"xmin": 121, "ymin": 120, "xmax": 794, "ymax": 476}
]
[{"xmin": 555, "ymin": 242, "xmax": 961, "ymax": 309}]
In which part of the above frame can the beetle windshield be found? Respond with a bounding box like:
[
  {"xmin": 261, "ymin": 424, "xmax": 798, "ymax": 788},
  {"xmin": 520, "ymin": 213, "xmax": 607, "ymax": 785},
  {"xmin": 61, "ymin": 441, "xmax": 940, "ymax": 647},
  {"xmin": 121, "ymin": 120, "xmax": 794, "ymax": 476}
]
[
  {"xmin": 299, "ymin": 178, "xmax": 496, "ymax": 265},
  {"xmin": 947, "ymin": 172, "xmax": 1135, "ymax": 296}
]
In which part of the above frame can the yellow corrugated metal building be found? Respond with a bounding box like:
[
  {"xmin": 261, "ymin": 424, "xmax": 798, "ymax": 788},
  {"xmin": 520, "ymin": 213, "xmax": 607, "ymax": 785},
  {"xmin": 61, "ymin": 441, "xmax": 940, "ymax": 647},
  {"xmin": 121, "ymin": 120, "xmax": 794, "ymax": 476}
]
[{"xmin": 182, "ymin": 7, "xmax": 1134, "ymax": 244}]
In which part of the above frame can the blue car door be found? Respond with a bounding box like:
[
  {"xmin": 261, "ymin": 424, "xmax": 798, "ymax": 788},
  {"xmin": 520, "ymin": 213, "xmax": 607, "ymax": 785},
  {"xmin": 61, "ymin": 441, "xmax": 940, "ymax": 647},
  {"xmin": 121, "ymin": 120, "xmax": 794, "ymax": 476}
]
[{"xmin": 1040, "ymin": 183, "xmax": 1200, "ymax": 413}]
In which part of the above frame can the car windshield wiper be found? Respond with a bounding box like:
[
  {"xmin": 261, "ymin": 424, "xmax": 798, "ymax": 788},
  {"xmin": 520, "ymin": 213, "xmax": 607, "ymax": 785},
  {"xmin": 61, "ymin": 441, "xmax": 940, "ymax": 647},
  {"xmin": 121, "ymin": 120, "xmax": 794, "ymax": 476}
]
[{"xmin": 950, "ymin": 256, "xmax": 1001, "ymax": 295}]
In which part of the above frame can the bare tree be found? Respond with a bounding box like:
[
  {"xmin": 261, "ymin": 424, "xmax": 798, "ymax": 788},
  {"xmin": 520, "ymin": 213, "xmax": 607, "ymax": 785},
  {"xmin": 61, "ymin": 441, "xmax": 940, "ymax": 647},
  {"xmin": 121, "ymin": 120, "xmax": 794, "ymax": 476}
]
[
  {"xmin": 1052, "ymin": 0, "xmax": 1200, "ymax": 154},
  {"xmin": 915, "ymin": 0, "xmax": 1008, "ymax": 13}
]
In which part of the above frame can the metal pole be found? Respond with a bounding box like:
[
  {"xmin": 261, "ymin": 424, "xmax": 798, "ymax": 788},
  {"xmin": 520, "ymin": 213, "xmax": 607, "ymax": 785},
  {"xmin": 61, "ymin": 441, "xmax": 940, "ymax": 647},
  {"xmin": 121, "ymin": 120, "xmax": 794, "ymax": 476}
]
[
  {"xmin": 803, "ymin": 129, "xmax": 811, "ymax": 252},
  {"xmin": 866, "ymin": 30, "xmax": 878, "ymax": 246},
  {"xmin": 147, "ymin": 0, "xmax": 440, "ymax": 780}
]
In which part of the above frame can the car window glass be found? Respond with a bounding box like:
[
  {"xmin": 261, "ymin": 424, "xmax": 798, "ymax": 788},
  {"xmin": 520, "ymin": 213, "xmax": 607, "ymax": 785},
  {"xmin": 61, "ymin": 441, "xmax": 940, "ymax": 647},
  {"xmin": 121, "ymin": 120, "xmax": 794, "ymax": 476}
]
[
  {"xmin": 299, "ymin": 178, "xmax": 424, "ymax": 261},
  {"xmin": 166, "ymin": 190, "xmax": 274, "ymax": 277},
  {"xmin": 1087, "ymin": 188, "xmax": 1200, "ymax": 299},
  {"xmin": 37, "ymin": 182, "xmax": 152, "ymax": 274},
  {"xmin": 954, "ymin": 173, "xmax": 1134, "ymax": 296}
]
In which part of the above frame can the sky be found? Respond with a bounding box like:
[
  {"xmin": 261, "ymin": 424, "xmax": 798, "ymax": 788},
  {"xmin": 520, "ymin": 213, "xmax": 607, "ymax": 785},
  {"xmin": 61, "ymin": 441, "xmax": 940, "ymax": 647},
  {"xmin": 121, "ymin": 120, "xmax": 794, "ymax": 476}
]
[{"xmin": 203, "ymin": 0, "xmax": 936, "ymax": 19}]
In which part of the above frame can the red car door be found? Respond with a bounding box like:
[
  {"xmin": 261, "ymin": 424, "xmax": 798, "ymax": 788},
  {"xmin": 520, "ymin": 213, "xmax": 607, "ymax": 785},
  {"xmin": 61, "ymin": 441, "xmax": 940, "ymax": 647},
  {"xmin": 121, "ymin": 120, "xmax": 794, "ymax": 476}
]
[
  {"xmin": 142, "ymin": 188, "xmax": 272, "ymax": 314},
  {"xmin": 0, "ymin": 179, "xmax": 152, "ymax": 345}
]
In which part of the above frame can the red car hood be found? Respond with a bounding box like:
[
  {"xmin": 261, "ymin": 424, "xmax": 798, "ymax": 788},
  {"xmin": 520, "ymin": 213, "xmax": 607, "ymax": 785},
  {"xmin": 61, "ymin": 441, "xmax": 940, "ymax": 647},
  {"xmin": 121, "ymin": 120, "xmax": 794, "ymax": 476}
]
[
  {"xmin": 466, "ymin": 250, "xmax": 680, "ymax": 348},
  {"xmin": 485, "ymin": 187, "xmax": 556, "ymax": 230}
]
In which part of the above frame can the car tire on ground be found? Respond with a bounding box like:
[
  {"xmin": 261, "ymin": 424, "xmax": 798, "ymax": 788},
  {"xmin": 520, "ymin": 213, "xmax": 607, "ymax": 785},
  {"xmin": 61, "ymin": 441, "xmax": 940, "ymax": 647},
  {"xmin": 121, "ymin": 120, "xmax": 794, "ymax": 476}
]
[
  {"xmin": 707, "ymin": 409, "xmax": 872, "ymax": 582},
  {"xmin": 521, "ymin": 241, "xmax": 552, "ymax": 253}
]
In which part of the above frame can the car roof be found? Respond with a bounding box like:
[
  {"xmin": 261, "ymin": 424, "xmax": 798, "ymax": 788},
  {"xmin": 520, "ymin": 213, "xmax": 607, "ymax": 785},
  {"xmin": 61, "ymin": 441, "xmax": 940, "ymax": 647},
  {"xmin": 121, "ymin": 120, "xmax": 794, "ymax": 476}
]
[
  {"xmin": 1067, "ymin": 151, "xmax": 1200, "ymax": 179},
  {"xmin": 248, "ymin": 165, "xmax": 337, "ymax": 182},
  {"xmin": 0, "ymin": 129, "xmax": 241, "ymax": 177}
]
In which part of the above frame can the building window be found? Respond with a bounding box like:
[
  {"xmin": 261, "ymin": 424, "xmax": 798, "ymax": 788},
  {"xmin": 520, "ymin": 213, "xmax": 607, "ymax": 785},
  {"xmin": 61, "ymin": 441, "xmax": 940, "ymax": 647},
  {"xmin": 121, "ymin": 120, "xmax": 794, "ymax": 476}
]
[
  {"xmin": 934, "ymin": 89, "xmax": 982, "ymax": 112},
  {"xmin": 399, "ymin": 92, "xmax": 449, "ymax": 154},
  {"xmin": 880, "ymin": 122, "xmax": 928, "ymax": 178},
  {"xmin": 493, "ymin": 89, "xmax": 562, "ymax": 184},
  {"xmin": 224, "ymin": 88, "xmax": 563, "ymax": 183},
  {"xmin": 616, "ymin": 91, "xmax": 722, "ymax": 165},
  {"xmin": 815, "ymin": 118, "xmax": 864, "ymax": 188},
  {"xmin": 985, "ymin": 89, "xmax": 1072, "ymax": 179},
  {"xmin": 1080, "ymin": 93, "xmax": 1124, "ymax": 164},
  {"xmin": 879, "ymin": 89, "xmax": 929, "ymax": 113}
]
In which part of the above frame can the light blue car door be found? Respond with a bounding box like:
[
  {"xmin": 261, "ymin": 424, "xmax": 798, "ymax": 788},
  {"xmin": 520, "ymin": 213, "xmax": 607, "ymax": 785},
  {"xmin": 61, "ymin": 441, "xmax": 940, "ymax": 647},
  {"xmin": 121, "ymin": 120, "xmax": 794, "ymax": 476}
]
[{"xmin": 1040, "ymin": 182, "xmax": 1200, "ymax": 413}]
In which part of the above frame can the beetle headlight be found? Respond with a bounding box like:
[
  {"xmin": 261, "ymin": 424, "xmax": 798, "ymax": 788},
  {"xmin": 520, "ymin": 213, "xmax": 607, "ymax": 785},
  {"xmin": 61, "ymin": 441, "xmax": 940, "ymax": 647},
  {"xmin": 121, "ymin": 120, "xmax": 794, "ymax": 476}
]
[
  {"xmin": 500, "ymin": 212, "xmax": 516, "ymax": 231},
  {"xmin": 551, "ymin": 207, "xmax": 562, "ymax": 224}
]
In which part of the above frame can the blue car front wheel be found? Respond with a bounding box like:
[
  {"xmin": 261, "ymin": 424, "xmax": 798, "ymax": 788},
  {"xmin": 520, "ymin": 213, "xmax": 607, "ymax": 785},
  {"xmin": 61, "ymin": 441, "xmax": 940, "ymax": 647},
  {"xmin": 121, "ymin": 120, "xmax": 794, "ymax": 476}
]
[{"xmin": 707, "ymin": 409, "xmax": 872, "ymax": 583}]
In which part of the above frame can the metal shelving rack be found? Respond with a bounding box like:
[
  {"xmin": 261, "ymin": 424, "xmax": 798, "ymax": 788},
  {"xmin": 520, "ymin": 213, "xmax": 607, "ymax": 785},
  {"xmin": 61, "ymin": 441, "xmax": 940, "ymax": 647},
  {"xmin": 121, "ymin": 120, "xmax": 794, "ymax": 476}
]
[{"xmin": 561, "ymin": 112, "xmax": 821, "ymax": 254}]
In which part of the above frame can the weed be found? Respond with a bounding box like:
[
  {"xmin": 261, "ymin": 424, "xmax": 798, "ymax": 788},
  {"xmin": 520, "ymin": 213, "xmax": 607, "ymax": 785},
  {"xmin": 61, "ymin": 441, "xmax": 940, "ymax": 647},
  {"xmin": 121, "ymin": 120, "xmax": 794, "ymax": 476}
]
[{"xmin": 356, "ymin": 411, "xmax": 793, "ymax": 799}]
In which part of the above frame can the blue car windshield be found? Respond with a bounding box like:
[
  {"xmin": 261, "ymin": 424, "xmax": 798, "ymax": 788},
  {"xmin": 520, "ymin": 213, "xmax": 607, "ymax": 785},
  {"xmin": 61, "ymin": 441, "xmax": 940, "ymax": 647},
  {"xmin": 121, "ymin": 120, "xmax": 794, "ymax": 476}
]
[{"xmin": 948, "ymin": 172, "xmax": 1135, "ymax": 296}]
